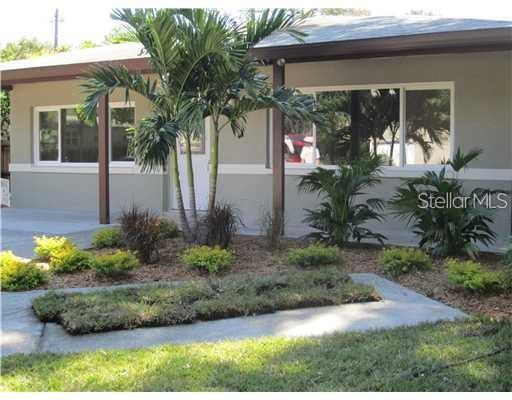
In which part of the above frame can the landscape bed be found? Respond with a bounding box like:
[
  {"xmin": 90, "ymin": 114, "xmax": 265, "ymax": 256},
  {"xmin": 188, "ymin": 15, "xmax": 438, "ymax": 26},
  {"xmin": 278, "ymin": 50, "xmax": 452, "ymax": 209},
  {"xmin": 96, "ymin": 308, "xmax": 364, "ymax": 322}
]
[
  {"xmin": 1, "ymin": 318, "xmax": 511, "ymax": 391},
  {"xmin": 39, "ymin": 236, "xmax": 511, "ymax": 319},
  {"xmin": 32, "ymin": 267, "xmax": 379, "ymax": 334}
]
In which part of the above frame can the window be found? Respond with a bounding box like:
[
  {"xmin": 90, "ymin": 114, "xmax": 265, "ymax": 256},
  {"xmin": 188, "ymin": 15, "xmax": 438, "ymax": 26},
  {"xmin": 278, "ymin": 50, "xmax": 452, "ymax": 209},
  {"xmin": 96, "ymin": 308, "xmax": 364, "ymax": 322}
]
[
  {"xmin": 61, "ymin": 108, "xmax": 98, "ymax": 162},
  {"xmin": 35, "ymin": 104, "xmax": 135, "ymax": 164},
  {"xmin": 284, "ymin": 83, "xmax": 452, "ymax": 169},
  {"xmin": 38, "ymin": 111, "xmax": 59, "ymax": 161},
  {"xmin": 405, "ymin": 89, "xmax": 451, "ymax": 165},
  {"xmin": 111, "ymin": 107, "xmax": 135, "ymax": 161}
]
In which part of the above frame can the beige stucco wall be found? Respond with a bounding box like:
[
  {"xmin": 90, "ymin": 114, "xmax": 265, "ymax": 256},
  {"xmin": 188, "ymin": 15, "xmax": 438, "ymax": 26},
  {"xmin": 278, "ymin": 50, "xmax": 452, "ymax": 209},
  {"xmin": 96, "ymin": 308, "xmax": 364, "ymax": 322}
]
[{"xmin": 8, "ymin": 79, "xmax": 166, "ymax": 212}]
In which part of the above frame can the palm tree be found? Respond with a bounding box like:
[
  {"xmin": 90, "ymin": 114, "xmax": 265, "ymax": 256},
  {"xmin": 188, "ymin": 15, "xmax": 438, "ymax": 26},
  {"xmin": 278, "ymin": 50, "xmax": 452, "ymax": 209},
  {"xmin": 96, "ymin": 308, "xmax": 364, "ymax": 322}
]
[
  {"xmin": 81, "ymin": 9, "xmax": 318, "ymax": 240},
  {"xmin": 185, "ymin": 9, "xmax": 318, "ymax": 214},
  {"xmin": 81, "ymin": 9, "xmax": 238, "ymax": 241}
]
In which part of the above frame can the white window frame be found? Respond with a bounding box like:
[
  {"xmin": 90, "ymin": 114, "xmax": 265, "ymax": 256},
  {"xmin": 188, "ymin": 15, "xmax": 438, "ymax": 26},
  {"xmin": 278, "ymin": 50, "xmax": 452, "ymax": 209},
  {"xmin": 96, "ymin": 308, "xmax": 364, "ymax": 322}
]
[
  {"xmin": 285, "ymin": 81, "xmax": 455, "ymax": 173},
  {"xmin": 33, "ymin": 102, "xmax": 136, "ymax": 166}
]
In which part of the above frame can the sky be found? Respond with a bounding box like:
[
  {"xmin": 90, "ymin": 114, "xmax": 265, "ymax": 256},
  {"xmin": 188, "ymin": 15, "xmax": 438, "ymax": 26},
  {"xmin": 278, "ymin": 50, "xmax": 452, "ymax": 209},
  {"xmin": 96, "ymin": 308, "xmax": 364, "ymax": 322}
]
[{"xmin": 1, "ymin": 0, "xmax": 511, "ymax": 48}]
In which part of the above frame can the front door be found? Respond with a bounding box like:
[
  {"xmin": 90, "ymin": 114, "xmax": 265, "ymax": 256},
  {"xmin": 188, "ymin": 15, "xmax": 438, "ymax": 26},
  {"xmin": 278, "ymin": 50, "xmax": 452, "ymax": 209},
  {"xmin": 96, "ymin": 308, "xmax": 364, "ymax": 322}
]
[{"xmin": 175, "ymin": 121, "xmax": 209, "ymax": 210}]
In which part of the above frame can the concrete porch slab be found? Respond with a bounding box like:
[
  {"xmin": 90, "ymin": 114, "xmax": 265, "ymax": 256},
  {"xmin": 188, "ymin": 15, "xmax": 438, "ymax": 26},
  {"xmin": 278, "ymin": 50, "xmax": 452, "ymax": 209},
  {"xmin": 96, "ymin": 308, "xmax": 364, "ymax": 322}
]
[{"xmin": 1, "ymin": 208, "xmax": 110, "ymax": 258}]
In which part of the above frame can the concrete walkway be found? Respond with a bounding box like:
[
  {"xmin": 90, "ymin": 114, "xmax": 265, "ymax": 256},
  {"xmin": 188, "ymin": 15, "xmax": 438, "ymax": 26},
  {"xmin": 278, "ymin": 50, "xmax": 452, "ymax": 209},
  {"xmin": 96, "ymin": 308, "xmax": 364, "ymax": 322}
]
[
  {"xmin": 1, "ymin": 208, "xmax": 107, "ymax": 258},
  {"xmin": 1, "ymin": 273, "xmax": 467, "ymax": 356}
]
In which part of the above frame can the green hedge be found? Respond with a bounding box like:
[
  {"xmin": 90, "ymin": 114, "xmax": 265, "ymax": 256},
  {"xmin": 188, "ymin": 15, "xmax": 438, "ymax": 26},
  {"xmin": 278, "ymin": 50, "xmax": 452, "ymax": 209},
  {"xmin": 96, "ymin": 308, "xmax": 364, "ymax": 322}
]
[
  {"xmin": 287, "ymin": 244, "xmax": 339, "ymax": 267},
  {"xmin": 380, "ymin": 247, "xmax": 432, "ymax": 276},
  {"xmin": 181, "ymin": 246, "xmax": 234, "ymax": 273}
]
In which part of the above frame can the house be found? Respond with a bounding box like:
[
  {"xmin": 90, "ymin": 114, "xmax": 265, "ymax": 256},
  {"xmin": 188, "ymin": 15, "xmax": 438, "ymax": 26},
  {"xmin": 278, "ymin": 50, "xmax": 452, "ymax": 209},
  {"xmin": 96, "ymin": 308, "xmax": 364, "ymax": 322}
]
[{"xmin": 1, "ymin": 16, "xmax": 511, "ymax": 251}]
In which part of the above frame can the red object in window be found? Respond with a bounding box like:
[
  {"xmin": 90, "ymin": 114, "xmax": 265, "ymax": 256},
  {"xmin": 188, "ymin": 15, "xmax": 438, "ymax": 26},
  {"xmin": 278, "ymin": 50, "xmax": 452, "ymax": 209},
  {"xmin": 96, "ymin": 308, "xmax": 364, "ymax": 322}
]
[{"xmin": 286, "ymin": 133, "xmax": 305, "ymax": 163}]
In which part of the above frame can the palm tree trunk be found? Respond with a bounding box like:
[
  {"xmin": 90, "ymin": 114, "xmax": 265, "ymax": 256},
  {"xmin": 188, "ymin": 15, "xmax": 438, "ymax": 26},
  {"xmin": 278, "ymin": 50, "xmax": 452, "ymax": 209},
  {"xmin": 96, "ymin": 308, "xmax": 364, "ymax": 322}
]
[
  {"xmin": 170, "ymin": 147, "xmax": 191, "ymax": 240},
  {"xmin": 207, "ymin": 118, "xmax": 219, "ymax": 214},
  {"xmin": 184, "ymin": 134, "xmax": 198, "ymax": 237}
]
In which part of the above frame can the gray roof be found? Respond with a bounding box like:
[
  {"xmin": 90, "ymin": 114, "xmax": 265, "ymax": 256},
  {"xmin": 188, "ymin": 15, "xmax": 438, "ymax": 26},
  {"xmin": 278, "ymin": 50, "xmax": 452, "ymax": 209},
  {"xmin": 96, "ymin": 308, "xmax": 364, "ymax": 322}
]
[
  {"xmin": 254, "ymin": 15, "xmax": 512, "ymax": 48},
  {"xmin": 0, "ymin": 42, "xmax": 146, "ymax": 71}
]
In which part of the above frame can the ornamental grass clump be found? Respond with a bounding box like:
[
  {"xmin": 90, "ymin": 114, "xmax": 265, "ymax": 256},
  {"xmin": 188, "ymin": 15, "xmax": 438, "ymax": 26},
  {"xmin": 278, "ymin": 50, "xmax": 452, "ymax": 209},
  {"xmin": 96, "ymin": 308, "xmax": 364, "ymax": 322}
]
[
  {"xmin": 287, "ymin": 244, "xmax": 340, "ymax": 267},
  {"xmin": 380, "ymin": 247, "xmax": 432, "ymax": 276},
  {"xmin": 181, "ymin": 246, "xmax": 234, "ymax": 274},
  {"xmin": 34, "ymin": 236, "xmax": 76, "ymax": 261},
  {"xmin": 0, "ymin": 251, "xmax": 48, "ymax": 291},
  {"xmin": 119, "ymin": 205, "xmax": 163, "ymax": 263}
]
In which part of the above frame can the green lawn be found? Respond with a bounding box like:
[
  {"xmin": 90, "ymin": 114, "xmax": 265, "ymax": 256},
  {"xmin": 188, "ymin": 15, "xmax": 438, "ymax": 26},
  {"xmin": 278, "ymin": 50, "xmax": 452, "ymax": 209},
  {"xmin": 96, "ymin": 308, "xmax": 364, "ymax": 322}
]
[
  {"xmin": 2, "ymin": 318, "xmax": 511, "ymax": 391},
  {"xmin": 32, "ymin": 267, "xmax": 378, "ymax": 334}
]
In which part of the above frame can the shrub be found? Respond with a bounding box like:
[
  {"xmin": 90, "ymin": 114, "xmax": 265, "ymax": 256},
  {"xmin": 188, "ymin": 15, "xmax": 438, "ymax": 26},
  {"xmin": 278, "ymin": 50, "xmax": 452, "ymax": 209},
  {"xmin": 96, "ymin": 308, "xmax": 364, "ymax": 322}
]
[
  {"xmin": 446, "ymin": 259, "xmax": 504, "ymax": 294},
  {"xmin": 92, "ymin": 228, "xmax": 124, "ymax": 249},
  {"xmin": 380, "ymin": 247, "xmax": 432, "ymax": 276},
  {"xmin": 34, "ymin": 236, "xmax": 75, "ymax": 261},
  {"xmin": 204, "ymin": 203, "xmax": 242, "ymax": 249},
  {"xmin": 119, "ymin": 205, "xmax": 163, "ymax": 263},
  {"xmin": 287, "ymin": 244, "xmax": 339, "ymax": 267},
  {"xmin": 504, "ymin": 243, "xmax": 512, "ymax": 290},
  {"xmin": 298, "ymin": 154, "xmax": 387, "ymax": 245},
  {"xmin": 182, "ymin": 246, "xmax": 234, "ymax": 274},
  {"xmin": 49, "ymin": 248, "xmax": 94, "ymax": 274},
  {"xmin": 91, "ymin": 250, "xmax": 140, "ymax": 277},
  {"xmin": 0, "ymin": 251, "xmax": 48, "ymax": 291},
  {"xmin": 258, "ymin": 207, "xmax": 285, "ymax": 251},
  {"xmin": 158, "ymin": 218, "xmax": 179, "ymax": 240},
  {"xmin": 390, "ymin": 148, "xmax": 502, "ymax": 258}
]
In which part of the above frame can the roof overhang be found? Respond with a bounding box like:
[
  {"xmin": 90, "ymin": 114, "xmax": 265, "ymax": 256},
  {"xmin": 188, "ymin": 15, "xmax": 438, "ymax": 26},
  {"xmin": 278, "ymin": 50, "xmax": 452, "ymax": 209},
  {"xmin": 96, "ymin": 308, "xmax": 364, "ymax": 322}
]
[
  {"xmin": 251, "ymin": 27, "xmax": 512, "ymax": 63},
  {"xmin": 1, "ymin": 57, "xmax": 151, "ymax": 88}
]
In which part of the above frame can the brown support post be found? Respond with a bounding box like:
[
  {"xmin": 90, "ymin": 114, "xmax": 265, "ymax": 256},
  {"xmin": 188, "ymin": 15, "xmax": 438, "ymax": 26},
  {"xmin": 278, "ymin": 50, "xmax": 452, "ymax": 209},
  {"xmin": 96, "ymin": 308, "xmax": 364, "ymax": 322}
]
[
  {"xmin": 272, "ymin": 59, "xmax": 285, "ymax": 233},
  {"xmin": 98, "ymin": 94, "xmax": 110, "ymax": 224}
]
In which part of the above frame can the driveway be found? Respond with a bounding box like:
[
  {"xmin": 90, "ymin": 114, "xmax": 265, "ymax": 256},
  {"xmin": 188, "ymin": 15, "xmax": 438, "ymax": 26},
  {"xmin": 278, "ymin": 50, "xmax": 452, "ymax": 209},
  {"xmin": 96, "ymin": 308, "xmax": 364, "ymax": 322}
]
[{"xmin": 1, "ymin": 208, "xmax": 107, "ymax": 258}]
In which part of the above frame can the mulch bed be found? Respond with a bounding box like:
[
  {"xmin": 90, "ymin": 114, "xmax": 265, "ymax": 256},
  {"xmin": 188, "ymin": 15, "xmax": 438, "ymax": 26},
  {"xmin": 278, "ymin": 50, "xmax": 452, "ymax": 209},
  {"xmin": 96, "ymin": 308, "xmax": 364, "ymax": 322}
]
[{"xmin": 40, "ymin": 235, "xmax": 511, "ymax": 319}]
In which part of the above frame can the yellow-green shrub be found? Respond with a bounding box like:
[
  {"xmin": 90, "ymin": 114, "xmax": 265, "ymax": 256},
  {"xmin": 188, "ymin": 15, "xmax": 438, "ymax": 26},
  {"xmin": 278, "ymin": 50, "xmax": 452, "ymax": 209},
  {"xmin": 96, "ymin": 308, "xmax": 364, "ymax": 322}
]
[
  {"xmin": 91, "ymin": 250, "xmax": 140, "ymax": 277},
  {"xmin": 287, "ymin": 244, "xmax": 340, "ymax": 267},
  {"xmin": 49, "ymin": 248, "xmax": 94, "ymax": 273},
  {"xmin": 34, "ymin": 236, "xmax": 75, "ymax": 261},
  {"xmin": 446, "ymin": 259, "xmax": 504, "ymax": 294},
  {"xmin": 92, "ymin": 228, "xmax": 124, "ymax": 249},
  {"xmin": 0, "ymin": 251, "xmax": 48, "ymax": 291},
  {"xmin": 182, "ymin": 246, "xmax": 234, "ymax": 274},
  {"xmin": 380, "ymin": 247, "xmax": 432, "ymax": 276}
]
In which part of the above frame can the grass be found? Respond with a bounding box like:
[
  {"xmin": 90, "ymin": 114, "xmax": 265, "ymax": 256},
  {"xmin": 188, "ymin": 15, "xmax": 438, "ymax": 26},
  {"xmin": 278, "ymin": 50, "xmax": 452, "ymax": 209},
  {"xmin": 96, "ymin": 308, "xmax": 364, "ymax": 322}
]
[
  {"xmin": 32, "ymin": 267, "xmax": 378, "ymax": 334},
  {"xmin": 1, "ymin": 318, "xmax": 511, "ymax": 391}
]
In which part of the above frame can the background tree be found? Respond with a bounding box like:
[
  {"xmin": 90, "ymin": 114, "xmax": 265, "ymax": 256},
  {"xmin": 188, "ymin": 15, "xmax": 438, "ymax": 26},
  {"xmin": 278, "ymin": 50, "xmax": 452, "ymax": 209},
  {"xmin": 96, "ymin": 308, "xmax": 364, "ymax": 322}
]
[{"xmin": 104, "ymin": 26, "xmax": 136, "ymax": 44}]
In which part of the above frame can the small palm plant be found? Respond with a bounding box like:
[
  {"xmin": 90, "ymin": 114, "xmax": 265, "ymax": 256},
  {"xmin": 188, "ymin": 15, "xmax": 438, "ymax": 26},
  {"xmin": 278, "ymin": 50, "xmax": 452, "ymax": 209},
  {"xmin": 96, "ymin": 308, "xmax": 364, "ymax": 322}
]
[
  {"xmin": 298, "ymin": 154, "xmax": 387, "ymax": 246},
  {"xmin": 389, "ymin": 148, "xmax": 501, "ymax": 258}
]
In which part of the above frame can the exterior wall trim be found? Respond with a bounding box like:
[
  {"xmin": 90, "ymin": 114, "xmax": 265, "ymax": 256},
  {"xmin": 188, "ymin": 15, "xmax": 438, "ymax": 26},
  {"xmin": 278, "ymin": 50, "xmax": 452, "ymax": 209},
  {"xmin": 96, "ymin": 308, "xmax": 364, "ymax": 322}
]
[
  {"xmin": 9, "ymin": 163, "xmax": 164, "ymax": 175},
  {"xmin": 218, "ymin": 163, "xmax": 512, "ymax": 181}
]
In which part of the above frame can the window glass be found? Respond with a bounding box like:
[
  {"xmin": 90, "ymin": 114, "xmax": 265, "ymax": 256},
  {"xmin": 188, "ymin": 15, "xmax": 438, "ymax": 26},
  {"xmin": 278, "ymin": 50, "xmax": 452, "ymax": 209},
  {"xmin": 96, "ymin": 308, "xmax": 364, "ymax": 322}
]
[
  {"xmin": 405, "ymin": 89, "xmax": 451, "ymax": 165},
  {"xmin": 39, "ymin": 111, "xmax": 59, "ymax": 161},
  {"xmin": 61, "ymin": 108, "xmax": 98, "ymax": 162},
  {"xmin": 111, "ymin": 107, "xmax": 135, "ymax": 161},
  {"xmin": 284, "ymin": 88, "xmax": 400, "ymax": 166},
  {"xmin": 284, "ymin": 115, "xmax": 315, "ymax": 164}
]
